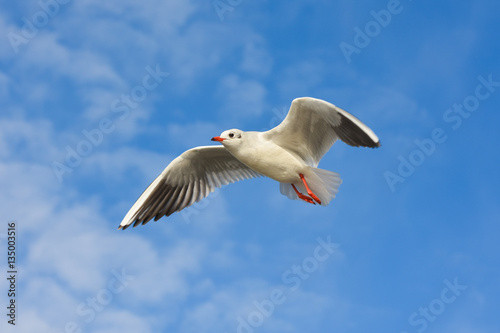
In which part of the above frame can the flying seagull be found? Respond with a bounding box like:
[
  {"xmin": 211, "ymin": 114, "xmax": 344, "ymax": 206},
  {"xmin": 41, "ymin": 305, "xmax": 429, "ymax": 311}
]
[{"xmin": 119, "ymin": 97, "xmax": 380, "ymax": 230}]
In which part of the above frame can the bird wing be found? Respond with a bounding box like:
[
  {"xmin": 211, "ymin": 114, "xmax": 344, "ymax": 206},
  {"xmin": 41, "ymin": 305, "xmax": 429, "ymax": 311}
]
[
  {"xmin": 264, "ymin": 97, "xmax": 380, "ymax": 167},
  {"xmin": 119, "ymin": 145, "xmax": 261, "ymax": 229}
]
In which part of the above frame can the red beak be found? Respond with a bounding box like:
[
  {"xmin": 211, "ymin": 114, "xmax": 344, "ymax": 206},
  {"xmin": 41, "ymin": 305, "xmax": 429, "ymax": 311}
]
[{"xmin": 211, "ymin": 136, "xmax": 225, "ymax": 142}]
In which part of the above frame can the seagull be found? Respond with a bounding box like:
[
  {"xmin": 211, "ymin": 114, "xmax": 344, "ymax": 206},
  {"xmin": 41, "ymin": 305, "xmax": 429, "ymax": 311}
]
[{"xmin": 119, "ymin": 97, "xmax": 380, "ymax": 229}]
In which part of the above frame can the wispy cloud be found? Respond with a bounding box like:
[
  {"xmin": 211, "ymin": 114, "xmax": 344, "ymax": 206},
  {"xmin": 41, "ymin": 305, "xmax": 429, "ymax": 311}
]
[
  {"xmin": 1, "ymin": 1, "xmax": 499, "ymax": 332},
  {"xmin": 217, "ymin": 74, "xmax": 267, "ymax": 120}
]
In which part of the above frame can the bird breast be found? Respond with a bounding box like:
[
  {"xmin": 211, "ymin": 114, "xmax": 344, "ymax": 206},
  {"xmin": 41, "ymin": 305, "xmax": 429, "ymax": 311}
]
[{"xmin": 229, "ymin": 139, "xmax": 305, "ymax": 183}]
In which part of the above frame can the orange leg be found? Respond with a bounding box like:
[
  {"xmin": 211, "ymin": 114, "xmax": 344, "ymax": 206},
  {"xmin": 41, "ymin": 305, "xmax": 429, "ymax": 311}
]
[
  {"xmin": 291, "ymin": 184, "xmax": 315, "ymax": 205},
  {"xmin": 299, "ymin": 173, "xmax": 322, "ymax": 205}
]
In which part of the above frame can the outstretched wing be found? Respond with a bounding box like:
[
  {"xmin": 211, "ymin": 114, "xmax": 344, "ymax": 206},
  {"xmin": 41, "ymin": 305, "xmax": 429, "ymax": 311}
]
[
  {"xmin": 264, "ymin": 97, "xmax": 380, "ymax": 167},
  {"xmin": 119, "ymin": 146, "xmax": 261, "ymax": 229}
]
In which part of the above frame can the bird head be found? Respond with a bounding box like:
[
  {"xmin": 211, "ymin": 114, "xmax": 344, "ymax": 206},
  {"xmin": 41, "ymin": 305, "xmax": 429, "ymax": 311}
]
[{"xmin": 211, "ymin": 129, "xmax": 244, "ymax": 149}]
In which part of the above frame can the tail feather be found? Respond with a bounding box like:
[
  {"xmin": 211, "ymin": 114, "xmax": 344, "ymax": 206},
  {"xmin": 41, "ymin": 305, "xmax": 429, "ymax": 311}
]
[{"xmin": 279, "ymin": 168, "xmax": 342, "ymax": 206}]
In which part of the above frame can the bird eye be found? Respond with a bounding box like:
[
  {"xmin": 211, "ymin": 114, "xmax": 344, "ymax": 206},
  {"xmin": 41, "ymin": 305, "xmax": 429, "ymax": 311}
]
[{"xmin": 229, "ymin": 132, "xmax": 234, "ymax": 138}]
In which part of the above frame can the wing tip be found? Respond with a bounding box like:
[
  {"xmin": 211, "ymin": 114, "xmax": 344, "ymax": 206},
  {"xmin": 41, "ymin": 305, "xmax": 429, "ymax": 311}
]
[
  {"xmin": 368, "ymin": 140, "xmax": 381, "ymax": 148},
  {"xmin": 118, "ymin": 223, "xmax": 128, "ymax": 230}
]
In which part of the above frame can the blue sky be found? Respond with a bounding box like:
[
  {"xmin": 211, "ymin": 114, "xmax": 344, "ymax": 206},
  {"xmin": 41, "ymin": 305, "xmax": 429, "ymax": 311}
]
[{"xmin": 1, "ymin": 0, "xmax": 499, "ymax": 332}]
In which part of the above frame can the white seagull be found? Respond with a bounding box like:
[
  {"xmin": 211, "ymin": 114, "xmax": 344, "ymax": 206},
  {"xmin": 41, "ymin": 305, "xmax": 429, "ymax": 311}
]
[{"xmin": 119, "ymin": 97, "xmax": 380, "ymax": 229}]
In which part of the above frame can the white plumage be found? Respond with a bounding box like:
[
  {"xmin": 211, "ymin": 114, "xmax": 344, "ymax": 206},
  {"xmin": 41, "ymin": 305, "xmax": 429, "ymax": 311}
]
[{"xmin": 119, "ymin": 97, "xmax": 380, "ymax": 229}]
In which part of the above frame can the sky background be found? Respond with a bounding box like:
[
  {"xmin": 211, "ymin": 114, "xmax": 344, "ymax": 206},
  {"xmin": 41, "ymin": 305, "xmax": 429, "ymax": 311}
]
[{"xmin": 1, "ymin": 1, "xmax": 499, "ymax": 332}]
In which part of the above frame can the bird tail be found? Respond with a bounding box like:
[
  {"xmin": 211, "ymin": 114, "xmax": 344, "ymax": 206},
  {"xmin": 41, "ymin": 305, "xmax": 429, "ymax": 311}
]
[{"xmin": 280, "ymin": 167, "xmax": 342, "ymax": 206}]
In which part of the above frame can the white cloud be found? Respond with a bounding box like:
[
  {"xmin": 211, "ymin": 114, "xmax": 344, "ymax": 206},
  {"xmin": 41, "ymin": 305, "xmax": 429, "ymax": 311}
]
[
  {"xmin": 22, "ymin": 277, "xmax": 79, "ymax": 325},
  {"xmin": 217, "ymin": 74, "xmax": 267, "ymax": 120},
  {"xmin": 84, "ymin": 147, "xmax": 171, "ymax": 181},
  {"xmin": 240, "ymin": 39, "xmax": 274, "ymax": 77},
  {"xmin": 178, "ymin": 279, "xmax": 336, "ymax": 333},
  {"xmin": 0, "ymin": 11, "xmax": 22, "ymax": 60},
  {"xmin": 0, "ymin": 162, "xmax": 59, "ymax": 225},
  {"xmin": 166, "ymin": 122, "xmax": 222, "ymax": 151},
  {"xmin": 19, "ymin": 33, "xmax": 123, "ymax": 88},
  {"xmin": 72, "ymin": 0, "xmax": 197, "ymax": 32},
  {"xmin": 277, "ymin": 60, "xmax": 325, "ymax": 97},
  {"xmin": 5, "ymin": 310, "xmax": 54, "ymax": 333},
  {"xmin": 166, "ymin": 22, "xmax": 233, "ymax": 89},
  {"xmin": 0, "ymin": 108, "xmax": 249, "ymax": 332},
  {"xmin": 92, "ymin": 310, "xmax": 153, "ymax": 333},
  {"xmin": 179, "ymin": 279, "xmax": 273, "ymax": 333},
  {"xmin": 5, "ymin": 2, "xmax": 485, "ymax": 332},
  {"xmin": 0, "ymin": 70, "xmax": 8, "ymax": 99},
  {"xmin": 0, "ymin": 159, "xmax": 220, "ymax": 331},
  {"xmin": 0, "ymin": 117, "xmax": 58, "ymax": 161}
]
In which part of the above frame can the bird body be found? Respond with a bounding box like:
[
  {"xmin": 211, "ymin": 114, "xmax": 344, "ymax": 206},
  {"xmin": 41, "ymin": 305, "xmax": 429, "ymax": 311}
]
[
  {"xmin": 221, "ymin": 131, "xmax": 306, "ymax": 183},
  {"xmin": 119, "ymin": 97, "xmax": 380, "ymax": 230}
]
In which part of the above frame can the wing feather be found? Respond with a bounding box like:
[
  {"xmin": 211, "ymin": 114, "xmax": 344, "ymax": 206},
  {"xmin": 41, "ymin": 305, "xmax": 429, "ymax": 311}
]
[
  {"xmin": 264, "ymin": 97, "xmax": 380, "ymax": 167},
  {"xmin": 119, "ymin": 145, "xmax": 261, "ymax": 229}
]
